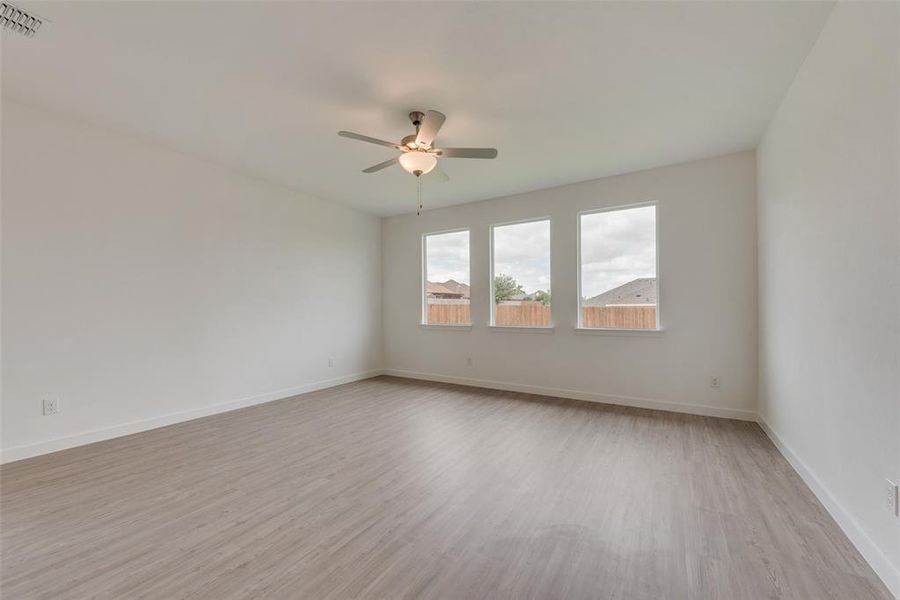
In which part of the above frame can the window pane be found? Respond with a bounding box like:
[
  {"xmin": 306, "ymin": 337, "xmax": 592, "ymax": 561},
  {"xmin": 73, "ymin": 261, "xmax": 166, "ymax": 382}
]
[
  {"xmin": 492, "ymin": 220, "xmax": 551, "ymax": 327},
  {"xmin": 424, "ymin": 230, "xmax": 470, "ymax": 325},
  {"xmin": 580, "ymin": 205, "xmax": 657, "ymax": 329}
]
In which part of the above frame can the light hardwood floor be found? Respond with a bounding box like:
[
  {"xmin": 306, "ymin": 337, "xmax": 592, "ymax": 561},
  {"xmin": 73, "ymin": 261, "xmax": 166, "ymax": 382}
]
[{"xmin": 1, "ymin": 376, "xmax": 892, "ymax": 599}]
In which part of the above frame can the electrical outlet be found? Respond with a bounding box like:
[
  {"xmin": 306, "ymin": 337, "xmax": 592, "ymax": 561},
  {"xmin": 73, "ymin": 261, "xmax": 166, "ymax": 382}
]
[
  {"xmin": 328, "ymin": 357, "xmax": 335, "ymax": 368},
  {"xmin": 466, "ymin": 357, "xmax": 473, "ymax": 367},
  {"xmin": 42, "ymin": 398, "xmax": 60, "ymax": 416},
  {"xmin": 886, "ymin": 479, "xmax": 898, "ymax": 517},
  {"xmin": 709, "ymin": 376, "xmax": 721, "ymax": 388}
]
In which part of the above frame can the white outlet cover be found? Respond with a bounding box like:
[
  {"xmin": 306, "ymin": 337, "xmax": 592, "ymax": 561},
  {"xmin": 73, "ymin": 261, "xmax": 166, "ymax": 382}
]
[{"xmin": 42, "ymin": 398, "xmax": 60, "ymax": 416}]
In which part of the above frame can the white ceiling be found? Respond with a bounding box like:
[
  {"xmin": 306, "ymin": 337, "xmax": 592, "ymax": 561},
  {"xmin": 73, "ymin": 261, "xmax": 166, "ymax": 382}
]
[{"xmin": 2, "ymin": 1, "xmax": 833, "ymax": 216}]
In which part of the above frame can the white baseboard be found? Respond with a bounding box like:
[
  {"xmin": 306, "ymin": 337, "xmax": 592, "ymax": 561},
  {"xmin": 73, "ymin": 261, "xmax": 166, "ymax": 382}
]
[
  {"xmin": 758, "ymin": 418, "xmax": 900, "ymax": 599},
  {"xmin": 0, "ymin": 370, "xmax": 382, "ymax": 464},
  {"xmin": 382, "ymin": 368, "xmax": 757, "ymax": 421}
]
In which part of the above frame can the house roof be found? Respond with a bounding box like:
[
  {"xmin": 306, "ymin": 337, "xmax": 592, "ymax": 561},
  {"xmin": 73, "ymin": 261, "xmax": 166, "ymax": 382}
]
[
  {"xmin": 426, "ymin": 280, "xmax": 471, "ymax": 298},
  {"xmin": 441, "ymin": 279, "xmax": 471, "ymax": 298},
  {"xmin": 426, "ymin": 281, "xmax": 458, "ymax": 296},
  {"xmin": 584, "ymin": 278, "xmax": 657, "ymax": 306}
]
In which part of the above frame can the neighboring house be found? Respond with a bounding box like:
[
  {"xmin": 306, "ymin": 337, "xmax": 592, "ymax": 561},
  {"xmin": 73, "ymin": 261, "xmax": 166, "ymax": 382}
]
[
  {"xmin": 584, "ymin": 277, "xmax": 656, "ymax": 307},
  {"xmin": 494, "ymin": 290, "xmax": 527, "ymax": 305},
  {"xmin": 440, "ymin": 279, "xmax": 471, "ymax": 299},
  {"xmin": 498, "ymin": 291, "xmax": 551, "ymax": 306},
  {"xmin": 426, "ymin": 280, "xmax": 470, "ymax": 300}
]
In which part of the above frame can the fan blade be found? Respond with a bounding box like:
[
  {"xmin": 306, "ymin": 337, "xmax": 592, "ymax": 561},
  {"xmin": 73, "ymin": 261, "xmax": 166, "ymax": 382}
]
[
  {"xmin": 433, "ymin": 147, "xmax": 498, "ymax": 159},
  {"xmin": 362, "ymin": 157, "xmax": 399, "ymax": 173},
  {"xmin": 415, "ymin": 110, "xmax": 446, "ymax": 148},
  {"xmin": 427, "ymin": 164, "xmax": 449, "ymax": 182},
  {"xmin": 338, "ymin": 131, "xmax": 401, "ymax": 149}
]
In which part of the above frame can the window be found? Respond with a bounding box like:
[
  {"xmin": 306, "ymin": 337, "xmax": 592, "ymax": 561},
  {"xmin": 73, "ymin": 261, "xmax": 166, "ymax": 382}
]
[
  {"xmin": 490, "ymin": 219, "xmax": 551, "ymax": 327},
  {"xmin": 423, "ymin": 230, "xmax": 471, "ymax": 325},
  {"xmin": 578, "ymin": 204, "xmax": 657, "ymax": 330}
]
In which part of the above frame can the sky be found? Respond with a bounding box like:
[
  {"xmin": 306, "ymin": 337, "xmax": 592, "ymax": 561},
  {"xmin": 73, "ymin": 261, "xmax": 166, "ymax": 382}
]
[
  {"xmin": 425, "ymin": 205, "xmax": 655, "ymax": 298},
  {"xmin": 580, "ymin": 205, "xmax": 656, "ymax": 298},
  {"xmin": 426, "ymin": 230, "xmax": 470, "ymax": 284},
  {"xmin": 492, "ymin": 220, "xmax": 551, "ymax": 294}
]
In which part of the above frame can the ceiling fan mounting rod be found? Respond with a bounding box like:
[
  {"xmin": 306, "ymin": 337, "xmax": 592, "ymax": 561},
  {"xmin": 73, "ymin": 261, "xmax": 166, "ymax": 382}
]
[{"xmin": 409, "ymin": 111, "xmax": 425, "ymax": 131}]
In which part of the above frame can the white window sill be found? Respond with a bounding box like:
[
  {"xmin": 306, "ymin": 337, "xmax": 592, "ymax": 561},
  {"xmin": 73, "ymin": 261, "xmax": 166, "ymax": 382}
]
[
  {"xmin": 488, "ymin": 325, "xmax": 555, "ymax": 334},
  {"xmin": 419, "ymin": 323, "xmax": 473, "ymax": 330},
  {"xmin": 574, "ymin": 327, "xmax": 664, "ymax": 337}
]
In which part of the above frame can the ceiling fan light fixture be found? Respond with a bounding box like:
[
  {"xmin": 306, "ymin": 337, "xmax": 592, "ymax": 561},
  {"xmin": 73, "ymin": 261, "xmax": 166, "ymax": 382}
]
[
  {"xmin": 338, "ymin": 109, "xmax": 497, "ymax": 181},
  {"xmin": 398, "ymin": 151, "xmax": 437, "ymax": 176}
]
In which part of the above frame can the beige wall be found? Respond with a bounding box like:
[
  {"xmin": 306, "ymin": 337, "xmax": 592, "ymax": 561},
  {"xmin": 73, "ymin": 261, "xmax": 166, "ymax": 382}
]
[
  {"xmin": 382, "ymin": 151, "xmax": 758, "ymax": 420},
  {"xmin": 1, "ymin": 101, "xmax": 383, "ymax": 461},
  {"xmin": 757, "ymin": 2, "xmax": 900, "ymax": 594}
]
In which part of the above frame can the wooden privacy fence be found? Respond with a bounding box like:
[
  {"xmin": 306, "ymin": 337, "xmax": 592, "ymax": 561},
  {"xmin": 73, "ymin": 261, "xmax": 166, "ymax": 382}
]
[
  {"xmin": 427, "ymin": 302, "xmax": 657, "ymax": 329},
  {"xmin": 427, "ymin": 303, "xmax": 472, "ymax": 325},
  {"xmin": 495, "ymin": 302, "xmax": 551, "ymax": 327},
  {"xmin": 582, "ymin": 305, "xmax": 656, "ymax": 329}
]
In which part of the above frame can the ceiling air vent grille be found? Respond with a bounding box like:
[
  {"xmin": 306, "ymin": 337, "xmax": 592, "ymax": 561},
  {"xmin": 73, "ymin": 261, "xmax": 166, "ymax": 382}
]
[{"xmin": 1, "ymin": 3, "xmax": 42, "ymax": 37}]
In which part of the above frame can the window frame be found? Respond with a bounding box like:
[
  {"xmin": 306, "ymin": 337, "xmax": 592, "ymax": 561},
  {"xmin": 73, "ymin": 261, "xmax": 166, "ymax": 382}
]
[
  {"xmin": 421, "ymin": 228, "xmax": 472, "ymax": 327},
  {"xmin": 489, "ymin": 216, "xmax": 553, "ymax": 329},
  {"xmin": 576, "ymin": 202, "xmax": 661, "ymax": 332}
]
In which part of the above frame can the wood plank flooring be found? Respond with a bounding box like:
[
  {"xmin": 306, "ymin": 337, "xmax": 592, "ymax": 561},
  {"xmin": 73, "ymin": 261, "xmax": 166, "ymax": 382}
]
[{"xmin": 1, "ymin": 376, "xmax": 892, "ymax": 599}]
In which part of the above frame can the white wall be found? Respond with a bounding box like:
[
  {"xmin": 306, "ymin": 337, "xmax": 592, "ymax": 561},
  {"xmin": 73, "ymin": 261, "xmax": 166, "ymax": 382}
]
[
  {"xmin": 1, "ymin": 100, "xmax": 382, "ymax": 462},
  {"xmin": 757, "ymin": 2, "xmax": 900, "ymax": 595},
  {"xmin": 382, "ymin": 151, "xmax": 758, "ymax": 420}
]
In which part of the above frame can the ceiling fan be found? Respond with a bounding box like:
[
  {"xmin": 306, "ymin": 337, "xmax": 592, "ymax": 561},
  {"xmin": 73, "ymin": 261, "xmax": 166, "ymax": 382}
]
[{"xmin": 338, "ymin": 110, "xmax": 498, "ymax": 181}]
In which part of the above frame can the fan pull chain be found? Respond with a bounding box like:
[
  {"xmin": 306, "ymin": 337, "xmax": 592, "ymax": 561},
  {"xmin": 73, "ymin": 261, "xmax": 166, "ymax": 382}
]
[{"xmin": 417, "ymin": 176, "xmax": 423, "ymax": 216}]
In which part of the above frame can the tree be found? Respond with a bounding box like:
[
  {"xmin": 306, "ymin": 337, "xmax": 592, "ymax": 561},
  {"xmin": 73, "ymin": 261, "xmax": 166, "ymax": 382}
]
[
  {"xmin": 494, "ymin": 274, "xmax": 524, "ymax": 303},
  {"xmin": 533, "ymin": 290, "xmax": 551, "ymax": 305}
]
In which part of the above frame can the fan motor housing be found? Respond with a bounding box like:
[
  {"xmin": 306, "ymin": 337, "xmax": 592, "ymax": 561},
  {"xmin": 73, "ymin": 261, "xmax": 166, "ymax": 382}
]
[{"xmin": 409, "ymin": 111, "xmax": 425, "ymax": 127}]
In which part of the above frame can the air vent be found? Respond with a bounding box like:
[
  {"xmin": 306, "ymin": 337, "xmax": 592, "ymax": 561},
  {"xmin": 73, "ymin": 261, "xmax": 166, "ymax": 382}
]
[{"xmin": 1, "ymin": 2, "xmax": 42, "ymax": 37}]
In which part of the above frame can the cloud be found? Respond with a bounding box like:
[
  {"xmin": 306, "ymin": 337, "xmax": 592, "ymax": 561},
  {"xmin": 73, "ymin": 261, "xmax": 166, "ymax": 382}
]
[
  {"xmin": 424, "ymin": 206, "xmax": 656, "ymax": 299},
  {"xmin": 580, "ymin": 206, "xmax": 655, "ymax": 297},
  {"xmin": 426, "ymin": 230, "xmax": 470, "ymax": 284},
  {"xmin": 493, "ymin": 220, "xmax": 551, "ymax": 294}
]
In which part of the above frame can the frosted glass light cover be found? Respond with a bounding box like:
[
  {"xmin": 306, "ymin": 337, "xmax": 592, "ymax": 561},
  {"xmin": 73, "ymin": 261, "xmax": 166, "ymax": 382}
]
[{"xmin": 399, "ymin": 151, "xmax": 437, "ymax": 175}]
